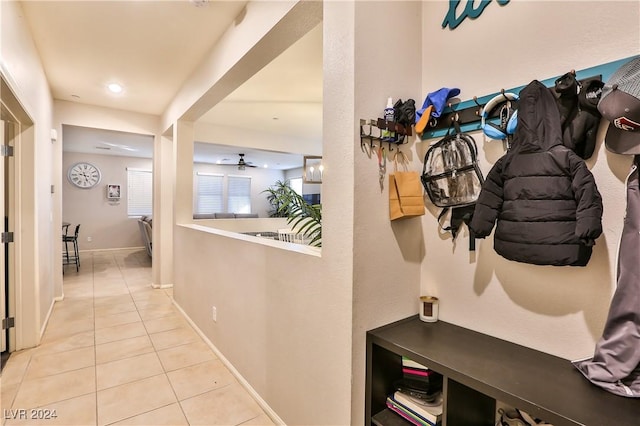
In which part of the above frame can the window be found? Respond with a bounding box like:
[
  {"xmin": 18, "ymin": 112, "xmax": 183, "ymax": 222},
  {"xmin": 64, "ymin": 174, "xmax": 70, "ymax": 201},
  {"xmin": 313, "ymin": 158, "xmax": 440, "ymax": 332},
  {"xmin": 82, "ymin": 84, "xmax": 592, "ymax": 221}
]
[
  {"xmin": 227, "ymin": 175, "xmax": 251, "ymax": 213},
  {"xmin": 196, "ymin": 173, "xmax": 224, "ymax": 214},
  {"xmin": 290, "ymin": 177, "xmax": 303, "ymax": 195},
  {"xmin": 127, "ymin": 168, "xmax": 153, "ymax": 217}
]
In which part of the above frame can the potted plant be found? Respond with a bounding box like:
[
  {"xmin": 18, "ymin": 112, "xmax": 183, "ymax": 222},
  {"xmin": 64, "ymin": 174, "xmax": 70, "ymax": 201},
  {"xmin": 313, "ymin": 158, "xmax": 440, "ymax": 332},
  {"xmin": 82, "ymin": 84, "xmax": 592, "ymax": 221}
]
[
  {"xmin": 263, "ymin": 180, "xmax": 322, "ymax": 247},
  {"xmin": 264, "ymin": 180, "xmax": 293, "ymax": 218}
]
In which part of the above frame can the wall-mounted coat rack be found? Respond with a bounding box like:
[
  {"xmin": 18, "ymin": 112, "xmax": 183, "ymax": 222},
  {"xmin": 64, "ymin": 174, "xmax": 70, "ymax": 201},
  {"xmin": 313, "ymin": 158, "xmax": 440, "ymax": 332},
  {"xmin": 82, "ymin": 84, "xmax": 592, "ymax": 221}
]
[
  {"xmin": 359, "ymin": 118, "xmax": 413, "ymax": 154},
  {"xmin": 420, "ymin": 55, "xmax": 639, "ymax": 140},
  {"xmin": 425, "ymin": 89, "xmax": 520, "ymax": 135}
]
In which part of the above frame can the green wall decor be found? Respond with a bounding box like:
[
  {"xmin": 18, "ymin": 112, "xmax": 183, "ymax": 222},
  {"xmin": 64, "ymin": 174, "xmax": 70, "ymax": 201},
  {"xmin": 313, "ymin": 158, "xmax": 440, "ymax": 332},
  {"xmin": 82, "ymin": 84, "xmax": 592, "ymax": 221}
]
[{"xmin": 442, "ymin": 0, "xmax": 511, "ymax": 30}]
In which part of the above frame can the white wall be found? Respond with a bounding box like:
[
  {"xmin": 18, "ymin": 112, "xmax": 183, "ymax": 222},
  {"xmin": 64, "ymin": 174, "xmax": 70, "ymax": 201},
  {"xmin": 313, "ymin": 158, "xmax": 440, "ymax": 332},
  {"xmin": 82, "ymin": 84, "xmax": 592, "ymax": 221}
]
[
  {"xmin": 62, "ymin": 152, "xmax": 153, "ymax": 250},
  {"xmin": 6, "ymin": 2, "xmax": 637, "ymax": 424},
  {"xmin": 345, "ymin": 2, "xmax": 424, "ymax": 424},
  {"xmin": 53, "ymin": 101, "xmax": 170, "ymax": 286},
  {"xmin": 418, "ymin": 1, "xmax": 640, "ymax": 360},
  {"xmin": 1, "ymin": 0, "xmax": 55, "ymax": 347},
  {"xmin": 62, "ymin": 153, "xmax": 286, "ymax": 233},
  {"xmin": 54, "ymin": 100, "xmax": 160, "ymax": 137},
  {"xmin": 161, "ymin": 0, "xmax": 322, "ymax": 130},
  {"xmin": 194, "ymin": 122, "xmax": 321, "ymax": 158},
  {"xmin": 170, "ymin": 2, "xmax": 354, "ymax": 424},
  {"xmin": 173, "ymin": 226, "xmax": 344, "ymax": 424}
]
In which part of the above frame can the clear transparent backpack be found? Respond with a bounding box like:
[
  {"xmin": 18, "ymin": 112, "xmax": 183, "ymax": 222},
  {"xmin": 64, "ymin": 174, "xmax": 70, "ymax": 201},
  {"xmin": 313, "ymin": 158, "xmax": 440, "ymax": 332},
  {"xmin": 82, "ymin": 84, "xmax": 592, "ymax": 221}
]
[{"xmin": 420, "ymin": 127, "xmax": 484, "ymax": 208}]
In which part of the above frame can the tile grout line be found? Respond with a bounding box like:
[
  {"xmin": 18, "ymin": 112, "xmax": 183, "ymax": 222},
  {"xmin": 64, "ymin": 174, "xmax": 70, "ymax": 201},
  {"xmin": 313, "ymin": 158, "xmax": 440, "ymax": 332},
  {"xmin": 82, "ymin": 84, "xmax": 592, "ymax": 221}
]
[
  {"xmin": 4, "ymin": 250, "xmax": 154, "ymax": 426},
  {"xmin": 10, "ymin": 255, "xmax": 96, "ymax": 423},
  {"xmin": 96, "ymin": 250, "xmax": 138, "ymax": 426},
  {"xmin": 92, "ymin": 251, "xmax": 100, "ymax": 426},
  {"xmin": 132, "ymin": 264, "xmax": 192, "ymax": 425},
  {"xmin": 5, "ymin": 333, "xmax": 36, "ymax": 419},
  {"xmin": 105, "ymin": 251, "xmax": 190, "ymax": 425},
  {"xmin": 102, "ymin": 401, "xmax": 179, "ymax": 426},
  {"xmin": 38, "ymin": 250, "xmax": 230, "ymax": 426}
]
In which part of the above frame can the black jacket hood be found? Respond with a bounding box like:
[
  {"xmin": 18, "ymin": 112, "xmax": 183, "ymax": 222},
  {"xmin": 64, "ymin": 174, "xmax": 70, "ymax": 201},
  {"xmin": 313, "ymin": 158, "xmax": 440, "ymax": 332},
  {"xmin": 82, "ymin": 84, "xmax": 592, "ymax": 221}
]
[{"xmin": 507, "ymin": 80, "xmax": 564, "ymax": 159}]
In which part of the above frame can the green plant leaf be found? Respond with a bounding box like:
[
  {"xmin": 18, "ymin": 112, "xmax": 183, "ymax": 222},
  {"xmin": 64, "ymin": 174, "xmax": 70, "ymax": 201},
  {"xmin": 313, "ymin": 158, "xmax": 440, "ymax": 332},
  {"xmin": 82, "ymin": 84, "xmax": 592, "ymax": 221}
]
[{"xmin": 263, "ymin": 179, "xmax": 321, "ymax": 247}]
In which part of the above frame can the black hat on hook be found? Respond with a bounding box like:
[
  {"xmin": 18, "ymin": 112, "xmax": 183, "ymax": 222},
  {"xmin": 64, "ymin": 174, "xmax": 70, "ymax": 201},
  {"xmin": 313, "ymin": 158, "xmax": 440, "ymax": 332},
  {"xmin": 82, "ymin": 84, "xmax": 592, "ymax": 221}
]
[{"xmin": 598, "ymin": 57, "xmax": 640, "ymax": 155}]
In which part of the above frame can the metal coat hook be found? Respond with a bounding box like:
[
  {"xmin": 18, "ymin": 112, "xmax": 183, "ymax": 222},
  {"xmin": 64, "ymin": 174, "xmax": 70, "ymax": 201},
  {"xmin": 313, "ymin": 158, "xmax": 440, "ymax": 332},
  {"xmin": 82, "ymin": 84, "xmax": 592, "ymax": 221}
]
[
  {"xmin": 359, "ymin": 119, "xmax": 371, "ymax": 136},
  {"xmin": 472, "ymin": 96, "xmax": 482, "ymax": 117},
  {"xmin": 359, "ymin": 115, "xmax": 412, "ymax": 156},
  {"xmin": 447, "ymin": 102, "xmax": 460, "ymax": 123},
  {"xmin": 421, "ymin": 70, "xmax": 604, "ymax": 136},
  {"xmin": 359, "ymin": 119, "xmax": 378, "ymax": 158}
]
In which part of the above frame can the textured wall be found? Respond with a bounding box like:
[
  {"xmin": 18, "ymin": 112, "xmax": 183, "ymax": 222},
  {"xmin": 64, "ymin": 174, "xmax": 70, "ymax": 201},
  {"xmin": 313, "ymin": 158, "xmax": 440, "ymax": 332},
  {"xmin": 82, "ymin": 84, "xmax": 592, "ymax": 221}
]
[
  {"xmin": 172, "ymin": 223, "xmax": 349, "ymax": 425},
  {"xmin": 62, "ymin": 152, "xmax": 153, "ymax": 250},
  {"xmin": 348, "ymin": 2, "xmax": 424, "ymax": 424},
  {"xmin": 419, "ymin": 0, "xmax": 640, "ymax": 360},
  {"xmin": 1, "ymin": 0, "xmax": 55, "ymax": 346},
  {"xmin": 170, "ymin": 2, "xmax": 353, "ymax": 424}
]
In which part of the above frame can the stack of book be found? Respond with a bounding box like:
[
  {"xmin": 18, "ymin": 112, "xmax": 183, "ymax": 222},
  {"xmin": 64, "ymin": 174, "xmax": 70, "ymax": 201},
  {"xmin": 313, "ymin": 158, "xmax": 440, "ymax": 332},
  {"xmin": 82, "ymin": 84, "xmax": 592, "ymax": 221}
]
[
  {"xmin": 386, "ymin": 390, "xmax": 443, "ymax": 426},
  {"xmin": 396, "ymin": 357, "xmax": 442, "ymax": 401},
  {"xmin": 386, "ymin": 357, "xmax": 443, "ymax": 426}
]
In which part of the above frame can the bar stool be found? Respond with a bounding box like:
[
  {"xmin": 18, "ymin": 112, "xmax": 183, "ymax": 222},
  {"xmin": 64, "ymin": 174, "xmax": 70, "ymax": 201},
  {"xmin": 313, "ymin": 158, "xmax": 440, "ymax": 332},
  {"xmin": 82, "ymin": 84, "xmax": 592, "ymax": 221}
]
[
  {"xmin": 63, "ymin": 224, "xmax": 81, "ymax": 272},
  {"xmin": 62, "ymin": 223, "xmax": 70, "ymax": 270}
]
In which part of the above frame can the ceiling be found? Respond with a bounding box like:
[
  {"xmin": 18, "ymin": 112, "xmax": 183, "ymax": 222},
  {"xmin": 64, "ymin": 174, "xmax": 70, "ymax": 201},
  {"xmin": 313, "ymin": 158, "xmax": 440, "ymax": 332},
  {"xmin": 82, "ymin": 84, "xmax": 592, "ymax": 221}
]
[
  {"xmin": 20, "ymin": 0, "xmax": 322, "ymax": 169},
  {"xmin": 62, "ymin": 124, "xmax": 305, "ymax": 170}
]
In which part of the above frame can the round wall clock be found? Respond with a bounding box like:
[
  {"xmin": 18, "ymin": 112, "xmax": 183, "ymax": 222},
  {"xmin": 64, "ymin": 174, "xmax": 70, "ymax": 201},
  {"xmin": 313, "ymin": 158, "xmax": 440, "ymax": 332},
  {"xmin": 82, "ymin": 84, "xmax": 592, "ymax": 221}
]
[{"xmin": 68, "ymin": 162, "xmax": 102, "ymax": 189}]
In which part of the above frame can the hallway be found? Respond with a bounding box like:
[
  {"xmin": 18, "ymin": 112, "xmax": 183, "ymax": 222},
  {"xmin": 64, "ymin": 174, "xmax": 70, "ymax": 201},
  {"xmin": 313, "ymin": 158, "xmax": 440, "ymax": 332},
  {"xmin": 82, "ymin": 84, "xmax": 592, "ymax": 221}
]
[{"xmin": 0, "ymin": 249, "xmax": 274, "ymax": 425}]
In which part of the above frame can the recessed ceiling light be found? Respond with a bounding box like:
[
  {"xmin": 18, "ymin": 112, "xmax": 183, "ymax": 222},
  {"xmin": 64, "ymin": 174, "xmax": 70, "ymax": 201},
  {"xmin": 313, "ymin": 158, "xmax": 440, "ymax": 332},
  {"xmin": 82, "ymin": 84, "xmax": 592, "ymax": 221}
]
[
  {"xmin": 107, "ymin": 83, "xmax": 123, "ymax": 94},
  {"xmin": 216, "ymin": 160, "xmax": 221, "ymax": 164},
  {"xmin": 102, "ymin": 142, "xmax": 137, "ymax": 152},
  {"xmin": 263, "ymin": 164, "xmax": 268, "ymax": 168}
]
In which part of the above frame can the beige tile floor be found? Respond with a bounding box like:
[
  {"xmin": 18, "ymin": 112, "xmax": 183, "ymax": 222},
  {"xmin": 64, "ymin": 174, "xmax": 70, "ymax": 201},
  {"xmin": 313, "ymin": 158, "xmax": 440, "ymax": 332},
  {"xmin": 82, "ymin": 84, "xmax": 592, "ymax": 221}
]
[{"xmin": 0, "ymin": 249, "xmax": 275, "ymax": 426}]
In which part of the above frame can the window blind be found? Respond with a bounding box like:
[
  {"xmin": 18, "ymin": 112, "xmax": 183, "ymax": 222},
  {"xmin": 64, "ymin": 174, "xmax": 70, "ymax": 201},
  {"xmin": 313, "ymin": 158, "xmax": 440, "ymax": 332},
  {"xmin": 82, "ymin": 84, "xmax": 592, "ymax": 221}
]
[
  {"xmin": 127, "ymin": 168, "xmax": 153, "ymax": 216},
  {"xmin": 196, "ymin": 173, "xmax": 224, "ymax": 214},
  {"xmin": 227, "ymin": 175, "xmax": 251, "ymax": 214}
]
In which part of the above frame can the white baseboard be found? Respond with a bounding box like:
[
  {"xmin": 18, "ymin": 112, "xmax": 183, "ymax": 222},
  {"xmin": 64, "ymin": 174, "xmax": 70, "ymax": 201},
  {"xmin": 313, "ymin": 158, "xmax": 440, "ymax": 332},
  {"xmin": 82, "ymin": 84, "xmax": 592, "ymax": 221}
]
[
  {"xmin": 40, "ymin": 298, "xmax": 58, "ymax": 340},
  {"xmin": 151, "ymin": 283, "xmax": 173, "ymax": 289},
  {"xmin": 78, "ymin": 246, "xmax": 145, "ymax": 253},
  {"xmin": 171, "ymin": 300, "xmax": 285, "ymax": 426}
]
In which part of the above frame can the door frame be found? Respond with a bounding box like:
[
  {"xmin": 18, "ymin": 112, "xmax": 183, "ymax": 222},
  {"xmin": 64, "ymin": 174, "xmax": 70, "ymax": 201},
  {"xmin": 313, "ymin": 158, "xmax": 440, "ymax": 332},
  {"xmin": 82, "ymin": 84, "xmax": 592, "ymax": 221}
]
[
  {"xmin": 1, "ymin": 119, "xmax": 6, "ymax": 354},
  {"xmin": 1, "ymin": 72, "xmax": 38, "ymax": 352}
]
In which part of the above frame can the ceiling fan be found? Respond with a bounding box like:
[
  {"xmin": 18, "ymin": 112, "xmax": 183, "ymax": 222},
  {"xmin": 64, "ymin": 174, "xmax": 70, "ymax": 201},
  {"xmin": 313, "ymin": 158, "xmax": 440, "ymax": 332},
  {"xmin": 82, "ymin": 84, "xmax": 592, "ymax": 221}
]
[{"xmin": 219, "ymin": 153, "xmax": 257, "ymax": 170}]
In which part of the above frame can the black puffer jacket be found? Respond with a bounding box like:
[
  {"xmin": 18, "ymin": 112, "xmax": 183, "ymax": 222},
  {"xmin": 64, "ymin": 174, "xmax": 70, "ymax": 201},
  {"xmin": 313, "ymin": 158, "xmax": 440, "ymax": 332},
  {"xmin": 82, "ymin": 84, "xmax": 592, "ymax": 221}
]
[{"xmin": 469, "ymin": 80, "xmax": 603, "ymax": 266}]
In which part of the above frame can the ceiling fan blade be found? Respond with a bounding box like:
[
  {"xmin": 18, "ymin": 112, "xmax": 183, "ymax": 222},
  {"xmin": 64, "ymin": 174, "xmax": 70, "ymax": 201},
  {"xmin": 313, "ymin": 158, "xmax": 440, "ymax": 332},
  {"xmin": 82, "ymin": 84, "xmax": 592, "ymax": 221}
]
[{"xmin": 237, "ymin": 153, "xmax": 258, "ymax": 168}]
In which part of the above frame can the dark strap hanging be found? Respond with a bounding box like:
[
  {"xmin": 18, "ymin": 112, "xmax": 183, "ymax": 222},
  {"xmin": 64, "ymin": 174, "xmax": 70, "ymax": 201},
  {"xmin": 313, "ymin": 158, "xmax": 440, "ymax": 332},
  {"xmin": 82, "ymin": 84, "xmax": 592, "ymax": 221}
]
[{"xmin": 437, "ymin": 205, "xmax": 476, "ymax": 251}]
